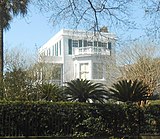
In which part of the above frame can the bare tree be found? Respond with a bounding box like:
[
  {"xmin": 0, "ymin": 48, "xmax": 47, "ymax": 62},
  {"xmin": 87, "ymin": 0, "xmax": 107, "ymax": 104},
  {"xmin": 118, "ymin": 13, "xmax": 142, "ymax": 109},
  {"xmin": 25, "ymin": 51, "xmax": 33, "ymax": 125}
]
[
  {"xmin": 4, "ymin": 47, "xmax": 32, "ymax": 72},
  {"xmin": 34, "ymin": 0, "xmax": 160, "ymax": 41},
  {"xmin": 117, "ymin": 40, "xmax": 160, "ymax": 96},
  {"xmin": 142, "ymin": 0, "xmax": 160, "ymax": 39},
  {"xmin": 29, "ymin": 54, "xmax": 62, "ymax": 85},
  {"xmin": 35, "ymin": 0, "xmax": 134, "ymax": 32}
]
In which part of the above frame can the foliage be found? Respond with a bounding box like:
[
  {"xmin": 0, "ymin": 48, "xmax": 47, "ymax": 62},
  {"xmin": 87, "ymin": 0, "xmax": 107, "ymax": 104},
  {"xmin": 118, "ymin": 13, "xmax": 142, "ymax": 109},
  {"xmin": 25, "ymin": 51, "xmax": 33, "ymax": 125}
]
[
  {"xmin": 0, "ymin": 101, "xmax": 160, "ymax": 137},
  {"xmin": 109, "ymin": 79, "xmax": 150, "ymax": 104},
  {"xmin": 64, "ymin": 78, "xmax": 109, "ymax": 103},
  {"xmin": 140, "ymin": 105, "xmax": 160, "ymax": 134},
  {"xmin": 0, "ymin": 0, "xmax": 30, "ymax": 79},
  {"xmin": 0, "ymin": 47, "xmax": 64, "ymax": 101},
  {"xmin": 35, "ymin": 83, "xmax": 64, "ymax": 102},
  {"xmin": 0, "ymin": 101, "xmax": 90, "ymax": 137},
  {"xmin": 1, "ymin": 68, "xmax": 64, "ymax": 101},
  {"xmin": 0, "ymin": 0, "xmax": 30, "ymax": 29},
  {"xmin": 118, "ymin": 42, "xmax": 160, "ymax": 96},
  {"xmin": 150, "ymin": 100, "xmax": 160, "ymax": 105},
  {"xmin": 2, "ymin": 68, "xmax": 35, "ymax": 101}
]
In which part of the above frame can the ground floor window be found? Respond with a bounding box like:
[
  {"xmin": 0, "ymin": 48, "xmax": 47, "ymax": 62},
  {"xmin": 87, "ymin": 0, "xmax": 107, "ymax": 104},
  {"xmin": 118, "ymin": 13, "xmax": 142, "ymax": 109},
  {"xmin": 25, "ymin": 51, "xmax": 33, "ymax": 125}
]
[
  {"xmin": 80, "ymin": 63, "xmax": 89, "ymax": 79},
  {"xmin": 93, "ymin": 63, "xmax": 103, "ymax": 79}
]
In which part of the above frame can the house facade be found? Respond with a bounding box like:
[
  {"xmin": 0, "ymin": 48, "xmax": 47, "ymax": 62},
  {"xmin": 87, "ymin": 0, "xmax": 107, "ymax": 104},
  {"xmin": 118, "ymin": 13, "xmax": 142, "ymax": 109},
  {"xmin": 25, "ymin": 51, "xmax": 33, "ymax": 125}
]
[{"xmin": 38, "ymin": 29, "xmax": 116, "ymax": 85}]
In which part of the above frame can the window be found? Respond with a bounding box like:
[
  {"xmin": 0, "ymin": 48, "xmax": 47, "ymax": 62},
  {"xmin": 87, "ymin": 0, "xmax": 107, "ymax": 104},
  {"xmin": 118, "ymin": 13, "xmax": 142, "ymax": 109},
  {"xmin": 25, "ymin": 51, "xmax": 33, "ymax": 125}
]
[
  {"xmin": 54, "ymin": 44, "xmax": 56, "ymax": 55},
  {"xmin": 59, "ymin": 40, "xmax": 61, "ymax": 55},
  {"xmin": 88, "ymin": 41, "xmax": 93, "ymax": 46},
  {"xmin": 73, "ymin": 40, "xmax": 78, "ymax": 47},
  {"xmin": 48, "ymin": 48, "xmax": 51, "ymax": 56},
  {"xmin": 55, "ymin": 43, "xmax": 58, "ymax": 56},
  {"xmin": 68, "ymin": 39, "xmax": 72, "ymax": 54},
  {"xmin": 94, "ymin": 41, "xmax": 97, "ymax": 47},
  {"xmin": 84, "ymin": 40, "xmax": 87, "ymax": 47},
  {"xmin": 108, "ymin": 42, "xmax": 112, "ymax": 50},
  {"xmin": 102, "ymin": 43, "xmax": 107, "ymax": 48},
  {"xmin": 51, "ymin": 64, "xmax": 61, "ymax": 80},
  {"xmin": 98, "ymin": 42, "xmax": 102, "ymax": 47},
  {"xmin": 79, "ymin": 40, "xmax": 82, "ymax": 47},
  {"xmin": 52, "ymin": 45, "xmax": 54, "ymax": 56},
  {"xmin": 93, "ymin": 63, "xmax": 103, "ymax": 79},
  {"xmin": 80, "ymin": 63, "xmax": 89, "ymax": 79}
]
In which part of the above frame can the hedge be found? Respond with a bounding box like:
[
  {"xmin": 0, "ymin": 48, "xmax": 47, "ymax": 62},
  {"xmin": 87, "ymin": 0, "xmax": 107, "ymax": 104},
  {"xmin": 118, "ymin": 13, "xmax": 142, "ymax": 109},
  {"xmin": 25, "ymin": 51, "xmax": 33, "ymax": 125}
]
[{"xmin": 0, "ymin": 101, "xmax": 159, "ymax": 138}]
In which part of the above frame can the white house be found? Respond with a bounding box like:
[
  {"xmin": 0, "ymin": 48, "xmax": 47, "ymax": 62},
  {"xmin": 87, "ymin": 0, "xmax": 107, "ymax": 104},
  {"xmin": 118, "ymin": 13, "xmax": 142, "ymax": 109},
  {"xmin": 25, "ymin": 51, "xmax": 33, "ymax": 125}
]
[{"xmin": 38, "ymin": 29, "xmax": 116, "ymax": 85}]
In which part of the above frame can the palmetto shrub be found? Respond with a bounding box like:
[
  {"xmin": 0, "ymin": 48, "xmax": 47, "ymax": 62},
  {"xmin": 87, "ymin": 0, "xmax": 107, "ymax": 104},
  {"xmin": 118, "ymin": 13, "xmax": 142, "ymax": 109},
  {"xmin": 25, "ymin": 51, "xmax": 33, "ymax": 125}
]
[
  {"xmin": 64, "ymin": 78, "xmax": 109, "ymax": 103},
  {"xmin": 36, "ymin": 83, "xmax": 64, "ymax": 102},
  {"xmin": 109, "ymin": 79, "xmax": 150, "ymax": 104}
]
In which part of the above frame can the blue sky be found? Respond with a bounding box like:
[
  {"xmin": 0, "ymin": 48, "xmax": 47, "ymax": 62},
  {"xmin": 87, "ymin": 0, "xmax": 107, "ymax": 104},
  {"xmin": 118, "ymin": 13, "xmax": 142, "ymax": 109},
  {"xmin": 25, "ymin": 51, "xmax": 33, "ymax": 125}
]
[
  {"xmin": 4, "ymin": 2, "xmax": 148, "ymax": 56},
  {"xmin": 4, "ymin": 5, "xmax": 60, "ymax": 56}
]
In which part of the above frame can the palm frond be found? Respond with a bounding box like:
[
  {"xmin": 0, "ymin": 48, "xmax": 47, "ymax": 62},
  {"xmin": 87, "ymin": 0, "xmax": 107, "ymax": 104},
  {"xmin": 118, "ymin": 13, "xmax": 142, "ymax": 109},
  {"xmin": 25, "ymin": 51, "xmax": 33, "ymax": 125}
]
[
  {"xmin": 64, "ymin": 78, "xmax": 109, "ymax": 103},
  {"xmin": 109, "ymin": 79, "xmax": 150, "ymax": 103}
]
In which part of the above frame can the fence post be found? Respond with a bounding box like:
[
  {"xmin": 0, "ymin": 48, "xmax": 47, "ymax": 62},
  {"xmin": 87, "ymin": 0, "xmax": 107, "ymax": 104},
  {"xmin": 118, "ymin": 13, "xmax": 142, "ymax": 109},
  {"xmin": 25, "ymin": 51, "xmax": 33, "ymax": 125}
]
[
  {"xmin": 138, "ymin": 109, "xmax": 141, "ymax": 137},
  {"xmin": 24, "ymin": 113, "xmax": 29, "ymax": 138}
]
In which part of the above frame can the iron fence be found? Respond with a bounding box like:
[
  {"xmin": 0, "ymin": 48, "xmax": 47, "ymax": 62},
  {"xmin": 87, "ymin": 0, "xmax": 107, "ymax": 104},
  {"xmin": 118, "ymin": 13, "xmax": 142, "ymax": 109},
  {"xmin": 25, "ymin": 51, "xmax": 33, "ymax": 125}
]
[{"xmin": 0, "ymin": 106, "xmax": 160, "ymax": 137}]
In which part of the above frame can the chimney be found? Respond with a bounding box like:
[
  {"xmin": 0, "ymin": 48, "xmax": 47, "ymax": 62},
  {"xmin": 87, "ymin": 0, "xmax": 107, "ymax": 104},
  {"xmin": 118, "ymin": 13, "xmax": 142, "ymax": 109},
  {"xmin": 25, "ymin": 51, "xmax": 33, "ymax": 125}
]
[{"xmin": 100, "ymin": 26, "xmax": 108, "ymax": 33}]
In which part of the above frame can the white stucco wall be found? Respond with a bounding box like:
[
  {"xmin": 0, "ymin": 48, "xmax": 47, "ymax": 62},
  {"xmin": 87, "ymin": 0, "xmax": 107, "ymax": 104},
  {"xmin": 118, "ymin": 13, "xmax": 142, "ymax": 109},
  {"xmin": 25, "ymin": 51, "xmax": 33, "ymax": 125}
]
[{"xmin": 38, "ymin": 29, "xmax": 116, "ymax": 85}]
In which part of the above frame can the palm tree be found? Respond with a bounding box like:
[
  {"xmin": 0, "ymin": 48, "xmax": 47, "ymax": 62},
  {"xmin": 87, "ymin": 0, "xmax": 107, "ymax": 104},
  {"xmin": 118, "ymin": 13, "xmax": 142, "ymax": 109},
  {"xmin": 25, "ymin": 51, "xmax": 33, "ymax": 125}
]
[
  {"xmin": 0, "ymin": 0, "xmax": 30, "ymax": 80},
  {"xmin": 109, "ymin": 79, "xmax": 150, "ymax": 104},
  {"xmin": 64, "ymin": 78, "xmax": 109, "ymax": 103}
]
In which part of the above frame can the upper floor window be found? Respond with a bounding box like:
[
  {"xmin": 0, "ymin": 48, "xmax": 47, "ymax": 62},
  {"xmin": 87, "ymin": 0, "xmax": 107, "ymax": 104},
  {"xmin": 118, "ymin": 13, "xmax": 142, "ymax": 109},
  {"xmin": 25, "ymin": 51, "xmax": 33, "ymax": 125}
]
[
  {"xmin": 84, "ymin": 40, "xmax": 87, "ymax": 47},
  {"xmin": 68, "ymin": 39, "xmax": 72, "ymax": 54},
  {"xmin": 73, "ymin": 40, "xmax": 78, "ymax": 47},
  {"xmin": 68, "ymin": 39, "xmax": 83, "ymax": 54},
  {"xmin": 68, "ymin": 39, "xmax": 111, "ymax": 55},
  {"xmin": 102, "ymin": 43, "xmax": 107, "ymax": 48},
  {"xmin": 52, "ymin": 45, "xmax": 54, "ymax": 56},
  {"xmin": 88, "ymin": 41, "xmax": 93, "ymax": 46},
  {"xmin": 79, "ymin": 40, "xmax": 82, "ymax": 47},
  {"xmin": 55, "ymin": 43, "xmax": 58, "ymax": 56},
  {"xmin": 94, "ymin": 41, "xmax": 97, "ymax": 47},
  {"xmin": 98, "ymin": 42, "xmax": 102, "ymax": 47},
  {"xmin": 59, "ymin": 40, "xmax": 61, "ymax": 56},
  {"xmin": 108, "ymin": 42, "xmax": 112, "ymax": 50}
]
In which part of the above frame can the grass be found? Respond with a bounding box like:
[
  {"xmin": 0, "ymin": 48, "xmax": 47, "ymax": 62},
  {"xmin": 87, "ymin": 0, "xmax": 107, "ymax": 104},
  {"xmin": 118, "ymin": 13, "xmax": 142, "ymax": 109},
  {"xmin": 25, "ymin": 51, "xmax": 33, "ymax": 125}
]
[{"xmin": 149, "ymin": 100, "xmax": 160, "ymax": 105}]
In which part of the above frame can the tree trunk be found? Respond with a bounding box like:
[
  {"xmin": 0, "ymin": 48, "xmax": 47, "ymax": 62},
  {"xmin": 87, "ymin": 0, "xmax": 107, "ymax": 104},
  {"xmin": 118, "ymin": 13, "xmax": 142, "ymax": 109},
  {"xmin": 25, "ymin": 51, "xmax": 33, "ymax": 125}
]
[{"xmin": 0, "ymin": 22, "xmax": 4, "ymax": 81}]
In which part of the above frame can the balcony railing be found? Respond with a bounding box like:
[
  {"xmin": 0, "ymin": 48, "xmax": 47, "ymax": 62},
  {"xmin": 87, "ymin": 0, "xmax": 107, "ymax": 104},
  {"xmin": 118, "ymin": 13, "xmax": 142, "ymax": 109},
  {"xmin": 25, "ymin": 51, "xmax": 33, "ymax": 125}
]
[{"xmin": 73, "ymin": 46, "xmax": 110, "ymax": 56}]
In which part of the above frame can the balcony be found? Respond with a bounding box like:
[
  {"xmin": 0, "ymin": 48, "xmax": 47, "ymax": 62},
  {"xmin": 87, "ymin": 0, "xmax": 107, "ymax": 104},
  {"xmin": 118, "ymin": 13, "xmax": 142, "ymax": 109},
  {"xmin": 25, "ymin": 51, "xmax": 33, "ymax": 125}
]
[{"xmin": 73, "ymin": 46, "xmax": 110, "ymax": 56}]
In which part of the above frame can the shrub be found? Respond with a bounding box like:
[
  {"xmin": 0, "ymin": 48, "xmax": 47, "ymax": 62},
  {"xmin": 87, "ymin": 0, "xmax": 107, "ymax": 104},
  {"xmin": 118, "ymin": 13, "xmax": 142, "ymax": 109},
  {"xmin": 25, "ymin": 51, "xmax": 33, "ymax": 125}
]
[
  {"xmin": 109, "ymin": 79, "xmax": 150, "ymax": 105},
  {"xmin": 0, "ymin": 101, "xmax": 159, "ymax": 137},
  {"xmin": 64, "ymin": 79, "xmax": 109, "ymax": 103}
]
